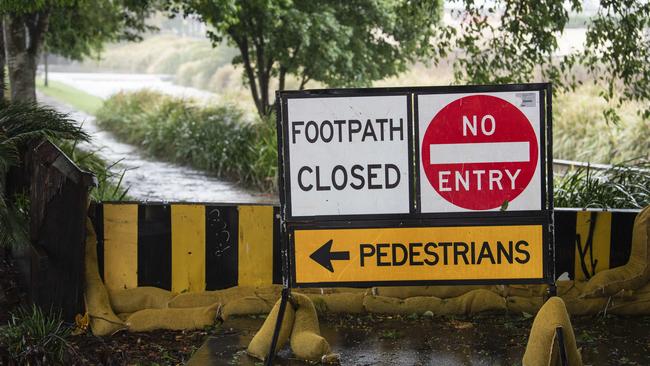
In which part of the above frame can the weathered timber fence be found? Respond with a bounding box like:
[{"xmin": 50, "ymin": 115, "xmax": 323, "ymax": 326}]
[
  {"xmin": 13, "ymin": 141, "xmax": 95, "ymax": 321},
  {"xmin": 93, "ymin": 202, "xmax": 639, "ymax": 292}
]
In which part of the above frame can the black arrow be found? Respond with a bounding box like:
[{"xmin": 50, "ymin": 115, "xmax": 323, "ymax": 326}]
[{"xmin": 309, "ymin": 239, "xmax": 350, "ymax": 273}]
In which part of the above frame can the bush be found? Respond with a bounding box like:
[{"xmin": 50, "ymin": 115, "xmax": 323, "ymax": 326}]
[
  {"xmin": 0, "ymin": 305, "xmax": 77, "ymax": 365},
  {"xmin": 95, "ymin": 90, "xmax": 277, "ymax": 191},
  {"xmin": 554, "ymin": 160, "xmax": 650, "ymax": 209}
]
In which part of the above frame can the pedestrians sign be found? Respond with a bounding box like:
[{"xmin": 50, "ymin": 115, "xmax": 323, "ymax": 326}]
[
  {"xmin": 292, "ymin": 224, "xmax": 545, "ymax": 287},
  {"xmin": 417, "ymin": 91, "xmax": 543, "ymax": 213}
]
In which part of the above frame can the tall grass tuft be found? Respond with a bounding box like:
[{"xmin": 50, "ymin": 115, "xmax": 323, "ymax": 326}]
[
  {"xmin": 0, "ymin": 305, "xmax": 77, "ymax": 365},
  {"xmin": 554, "ymin": 160, "xmax": 650, "ymax": 209},
  {"xmin": 95, "ymin": 90, "xmax": 277, "ymax": 191}
]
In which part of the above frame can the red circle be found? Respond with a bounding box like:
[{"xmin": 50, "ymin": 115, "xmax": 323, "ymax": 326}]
[{"xmin": 421, "ymin": 95, "xmax": 538, "ymax": 210}]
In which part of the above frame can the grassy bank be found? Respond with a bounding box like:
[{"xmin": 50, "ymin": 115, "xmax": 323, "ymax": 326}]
[
  {"xmin": 36, "ymin": 78, "xmax": 103, "ymax": 115},
  {"xmin": 95, "ymin": 90, "xmax": 277, "ymax": 191}
]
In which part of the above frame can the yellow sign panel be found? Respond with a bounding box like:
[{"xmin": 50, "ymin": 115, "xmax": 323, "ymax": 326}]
[{"xmin": 293, "ymin": 225, "xmax": 544, "ymax": 285}]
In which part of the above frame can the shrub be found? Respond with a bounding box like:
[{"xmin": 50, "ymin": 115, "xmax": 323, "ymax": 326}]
[
  {"xmin": 95, "ymin": 90, "xmax": 277, "ymax": 191},
  {"xmin": 0, "ymin": 305, "xmax": 77, "ymax": 365},
  {"xmin": 554, "ymin": 160, "xmax": 650, "ymax": 209}
]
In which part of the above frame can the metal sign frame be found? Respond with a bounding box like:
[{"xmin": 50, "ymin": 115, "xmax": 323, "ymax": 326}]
[{"xmin": 276, "ymin": 83, "xmax": 554, "ymax": 289}]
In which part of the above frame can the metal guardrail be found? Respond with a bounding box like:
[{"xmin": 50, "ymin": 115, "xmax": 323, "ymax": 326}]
[{"xmin": 553, "ymin": 159, "xmax": 649, "ymax": 176}]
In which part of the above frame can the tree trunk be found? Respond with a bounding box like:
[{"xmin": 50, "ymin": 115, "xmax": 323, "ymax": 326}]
[
  {"xmin": 3, "ymin": 11, "xmax": 49, "ymax": 103},
  {"xmin": 43, "ymin": 51, "xmax": 48, "ymax": 87},
  {"xmin": 0, "ymin": 24, "xmax": 5, "ymax": 100}
]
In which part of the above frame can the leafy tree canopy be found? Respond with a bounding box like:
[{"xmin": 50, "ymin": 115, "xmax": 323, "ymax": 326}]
[
  {"xmin": 45, "ymin": 0, "xmax": 159, "ymax": 61},
  {"xmin": 167, "ymin": 0, "xmax": 444, "ymax": 116},
  {"xmin": 442, "ymin": 0, "xmax": 650, "ymax": 122}
]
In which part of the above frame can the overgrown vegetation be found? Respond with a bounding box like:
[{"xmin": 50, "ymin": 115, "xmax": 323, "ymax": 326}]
[
  {"xmin": 554, "ymin": 161, "xmax": 650, "ymax": 209},
  {"xmin": 95, "ymin": 90, "xmax": 277, "ymax": 191},
  {"xmin": 0, "ymin": 100, "xmax": 89, "ymax": 248},
  {"xmin": 36, "ymin": 78, "xmax": 103, "ymax": 115},
  {"xmin": 0, "ymin": 305, "xmax": 76, "ymax": 365}
]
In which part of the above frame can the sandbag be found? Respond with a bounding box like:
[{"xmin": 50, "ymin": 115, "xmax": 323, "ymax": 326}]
[
  {"xmin": 167, "ymin": 287, "xmax": 256, "ymax": 308},
  {"xmin": 305, "ymin": 292, "xmax": 365, "ymax": 314},
  {"xmin": 438, "ymin": 289, "xmax": 507, "ymax": 315},
  {"xmin": 608, "ymin": 286, "xmax": 650, "ymax": 315},
  {"xmin": 290, "ymin": 293, "xmax": 332, "ymax": 361},
  {"xmin": 84, "ymin": 219, "xmax": 126, "ymax": 336},
  {"xmin": 562, "ymin": 297, "xmax": 610, "ymax": 316},
  {"xmin": 109, "ymin": 287, "xmax": 174, "ymax": 314},
  {"xmin": 247, "ymin": 297, "xmax": 296, "ymax": 360},
  {"xmin": 506, "ymin": 296, "xmax": 544, "ymax": 314},
  {"xmin": 363, "ymin": 295, "xmax": 443, "ymax": 315},
  {"xmin": 221, "ymin": 296, "xmax": 274, "ymax": 320},
  {"xmin": 522, "ymin": 297, "xmax": 582, "ymax": 366},
  {"xmin": 376, "ymin": 285, "xmax": 492, "ymax": 299},
  {"xmin": 125, "ymin": 303, "xmax": 220, "ymax": 332},
  {"xmin": 582, "ymin": 206, "xmax": 650, "ymax": 297}
]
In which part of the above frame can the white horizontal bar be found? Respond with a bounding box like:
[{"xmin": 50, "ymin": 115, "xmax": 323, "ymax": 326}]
[{"xmin": 429, "ymin": 142, "xmax": 530, "ymax": 164}]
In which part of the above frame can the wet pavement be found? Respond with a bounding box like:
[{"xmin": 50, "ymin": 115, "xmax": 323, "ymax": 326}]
[
  {"xmin": 188, "ymin": 313, "xmax": 650, "ymax": 365},
  {"xmin": 38, "ymin": 93, "xmax": 275, "ymax": 203}
]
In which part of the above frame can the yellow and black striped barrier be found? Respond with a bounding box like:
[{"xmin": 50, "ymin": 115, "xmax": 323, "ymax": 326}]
[{"xmin": 91, "ymin": 203, "xmax": 640, "ymax": 291}]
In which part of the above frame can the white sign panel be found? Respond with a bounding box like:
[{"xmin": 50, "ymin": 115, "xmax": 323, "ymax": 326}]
[
  {"xmin": 418, "ymin": 91, "xmax": 543, "ymax": 213},
  {"xmin": 285, "ymin": 95, "xmax": 411, "ymax": 217}
]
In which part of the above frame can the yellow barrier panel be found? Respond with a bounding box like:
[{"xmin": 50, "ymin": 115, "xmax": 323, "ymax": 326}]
[
  {"xmin": 103, "ymin": 204, "xmax": 138, "ymax": 291},
  {"xmin": 574, "ymin": 211, "xmax": 611, "ymax": 281},
  {"xmin": 238, "ymin": 205, "xmax": 274, "ymax": 287},
  {"xmin": 171, "ymin": 205, "xmax": 206, "ymax": 293}
]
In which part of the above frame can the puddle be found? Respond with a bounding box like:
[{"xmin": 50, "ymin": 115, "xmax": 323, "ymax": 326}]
[{"xmin": 189, "ymin": 313, "xmax": 650, "ymax": 365}]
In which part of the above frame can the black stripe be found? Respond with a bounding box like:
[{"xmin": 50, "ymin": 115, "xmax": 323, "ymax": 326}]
[
  {"xmin": 205, "ymin": 205, "xmax": 238, "ymax": 290},
  {"xmin": 137, "ymin": 205, "xmax": 172, "ymax": 289},
  {"xmin": 554, "ymin": 210, "xmax": 577, "ymax": 280},
  {"xmin": 94, "ymin": 203, "xmax": 105, "ymax": 282},
  {"xmin": 273, "ymin": 206, "xmax": 282, "ymax": 285},
  {"xmin": 610, "ymin": 211, "xmax": 637, "ymax": 268}
]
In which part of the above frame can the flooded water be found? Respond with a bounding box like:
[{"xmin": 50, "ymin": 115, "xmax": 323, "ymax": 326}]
[
  {"xmin": 47, "ymin": 72, "xmax": 217, "ymax": 102},
  {"xmin": 189, "ymin": 313, "xmax": 650, "ymax": 365},
  {"xmin": 38, "ymin": 93, "xmax": 275, "ymax": 203}
]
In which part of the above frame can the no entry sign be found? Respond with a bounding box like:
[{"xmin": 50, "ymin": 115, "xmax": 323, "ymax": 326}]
[
  {"xmin": 417, "ymin": 91, "xmax": 543, "ymax": 213},
  {"xmin": 277, "ymin": 84, "xmax": 553, "ymax": 288}
]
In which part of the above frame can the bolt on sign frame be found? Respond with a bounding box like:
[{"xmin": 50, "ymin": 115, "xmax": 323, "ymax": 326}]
[{"xmin": 277, "ymin": 83, "xmax": 554, "ymax": 288}]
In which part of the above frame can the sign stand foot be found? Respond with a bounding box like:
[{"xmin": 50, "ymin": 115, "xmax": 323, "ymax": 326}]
[
  {"xmin": 555, "ymin": 327, "xmax": 569, "ymax": 366},
  {"xmin": 265, "ymin": 287, "xmax": 291, "ymax": 366}
]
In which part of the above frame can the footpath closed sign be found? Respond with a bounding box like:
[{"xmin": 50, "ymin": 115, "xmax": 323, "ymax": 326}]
[
  {"xmin": 277, "ymin": 84, "xmax": 553, "ymax": 287},
  {"xmin": 292, "ymin": 224, "xmax": 544, "ymax": 286},
  {"xmin": 281, "ymin": 93, "xmax": 412, "ymax": 218}
]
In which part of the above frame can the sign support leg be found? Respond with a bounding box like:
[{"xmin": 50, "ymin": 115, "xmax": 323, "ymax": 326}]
[
  {"xmin": 265, "ymin": 287, "xmax": 291, "ymax": 366},
  {"xmin": 555, "ymin": 327, "xmax": 568, "ymax": 366}
]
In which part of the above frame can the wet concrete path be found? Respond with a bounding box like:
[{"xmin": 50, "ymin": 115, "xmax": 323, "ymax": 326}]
[
  {"xmin": 38, "ymin": 93, "xmax": 275, "ymax": 203},
  {"xmin": 189, "ymin": 313, "xmax": 650, "ymax": 365}
]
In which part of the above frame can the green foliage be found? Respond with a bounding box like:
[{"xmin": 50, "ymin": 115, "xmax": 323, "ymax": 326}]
[
  {"xmin": 553, "ymin": 86, "xmax": 649, "ymax": 163},
  {"xmin": 0, "ymin": 100, "xmax": 88, "ymax": 248},
  {"xmin": 57, "ymin": 140, "xmax": 130, "ymax": 201},
  {"xmin": 45, "ymin": 0, "xmax": 158, "ymax": 61},
  {"xmin": 168, "ymin": 0, "xmax": 443, "ymax": 116},
  {"xmin": 96, "ymin": 90, "xmax": 277, "ymax": 191},
  {"xmin": 0, "ymin": 305, "xmax": 76, "ymax": 365},
  {"xmin": 554, "ymin": 160, "xmax": 650, "ymax": 209},
  {"xmin": 444, "ymin": 0, "xmax": 650, "ymax": 122}
]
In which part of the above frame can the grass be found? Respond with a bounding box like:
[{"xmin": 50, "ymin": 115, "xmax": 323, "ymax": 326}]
[
  {"xmin": 36, "ymin": 78, "xmax": 103, "ymax": 115},
  {"xmin": 0, "ymin": 305, "xmax": 77, "ymax": 364}
]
